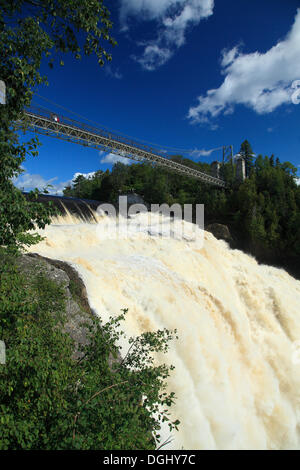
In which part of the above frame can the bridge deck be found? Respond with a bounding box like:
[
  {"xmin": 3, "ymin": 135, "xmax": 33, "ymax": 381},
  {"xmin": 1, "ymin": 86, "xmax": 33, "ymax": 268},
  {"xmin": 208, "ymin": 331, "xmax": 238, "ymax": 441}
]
[{"xmin": 18, "ymin": 106, "xmax": 226, "ymax": 188}]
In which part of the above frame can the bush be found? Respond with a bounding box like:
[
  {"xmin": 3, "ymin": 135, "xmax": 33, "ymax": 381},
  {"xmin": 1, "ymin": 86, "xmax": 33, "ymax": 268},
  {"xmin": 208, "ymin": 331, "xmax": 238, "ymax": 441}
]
[{"xmin": 0, "ymin": 249, "xmax": 179, "ymax": 449}]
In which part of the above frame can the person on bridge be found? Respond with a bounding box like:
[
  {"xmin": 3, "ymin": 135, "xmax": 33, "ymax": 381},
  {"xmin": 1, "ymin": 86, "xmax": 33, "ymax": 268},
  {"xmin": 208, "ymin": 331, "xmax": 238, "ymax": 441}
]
[{"xmin": 51, "ymin": 113, "xmax": 60, "ymax": 123}]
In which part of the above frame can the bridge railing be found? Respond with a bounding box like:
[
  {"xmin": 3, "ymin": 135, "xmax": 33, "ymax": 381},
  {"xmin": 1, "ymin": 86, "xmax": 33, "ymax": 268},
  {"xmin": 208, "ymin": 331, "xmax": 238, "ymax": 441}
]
[
  {"xmin": 21, "ymin": 105, "xmax": 226, "ymax": 187},
  {"xmin": 25, "ymin": 105, "xmax": 173, "ymax": 160}
]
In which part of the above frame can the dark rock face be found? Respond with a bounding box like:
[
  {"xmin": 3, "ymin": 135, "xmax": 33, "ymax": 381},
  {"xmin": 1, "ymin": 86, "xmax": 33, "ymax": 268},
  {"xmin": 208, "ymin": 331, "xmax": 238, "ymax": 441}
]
[
  {"xmin": 17, "ymin": 254, "xmax": 94, "ymax": 360},
  {"xmin": 206, "ymin": 222, "xmax": 300, "ymax": 281},
  {"xmin": 206, "ymin": 223, "xmax": 234, "ymax": 244},
  {"xmin": 17, "ymin": 253, "xmax": 122, "ymax": 367}
]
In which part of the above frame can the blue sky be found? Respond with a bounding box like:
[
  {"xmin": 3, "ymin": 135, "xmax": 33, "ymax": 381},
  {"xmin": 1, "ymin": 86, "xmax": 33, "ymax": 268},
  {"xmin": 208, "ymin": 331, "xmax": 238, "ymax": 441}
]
[{"xmin": 15, "ymin": 0, "xmax": 300, "ymax": 194}]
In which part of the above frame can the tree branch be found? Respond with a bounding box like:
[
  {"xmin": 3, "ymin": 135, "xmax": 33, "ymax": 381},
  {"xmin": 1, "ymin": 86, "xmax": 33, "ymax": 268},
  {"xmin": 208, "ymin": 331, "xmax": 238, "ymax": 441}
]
[{"xmin": 72, "ymin": 380, "xmax": 129, "ymax": 442}]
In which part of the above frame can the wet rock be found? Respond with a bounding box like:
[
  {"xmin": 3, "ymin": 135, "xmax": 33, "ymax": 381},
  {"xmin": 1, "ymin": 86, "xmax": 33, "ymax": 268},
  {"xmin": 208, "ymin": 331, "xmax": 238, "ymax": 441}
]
[
  {"xmin": 206, "ymin": 223, "xmax": 234, "ymax": 244},
  {"xmin": 17, "ymin": 253, "xmax": 94, "ymax": 360}
]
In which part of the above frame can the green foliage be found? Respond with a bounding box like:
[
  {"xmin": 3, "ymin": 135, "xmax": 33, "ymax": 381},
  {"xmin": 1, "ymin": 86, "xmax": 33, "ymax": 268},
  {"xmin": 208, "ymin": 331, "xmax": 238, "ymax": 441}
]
[
  {"xmin": 0, "ymin": 248, "xmax": 179, "ymax": 449},
  {"xmin": 231, "ymin": 154, "xmax": 300, "ymax": 263},
  {"xmin": 0, "ymin": 0, "xmax": 116, "ymax": 248}
]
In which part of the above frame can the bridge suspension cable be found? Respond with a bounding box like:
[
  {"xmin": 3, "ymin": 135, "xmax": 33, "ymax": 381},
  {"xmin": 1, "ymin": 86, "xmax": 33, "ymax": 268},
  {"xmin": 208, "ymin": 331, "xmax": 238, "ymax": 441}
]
[
  {"xmin": 17, "ymin": 103, "xmax": 227, "ymax": 188},
  {"xmin": 32, "ymin": 93, "xmax": 228, "ymax": 157}
]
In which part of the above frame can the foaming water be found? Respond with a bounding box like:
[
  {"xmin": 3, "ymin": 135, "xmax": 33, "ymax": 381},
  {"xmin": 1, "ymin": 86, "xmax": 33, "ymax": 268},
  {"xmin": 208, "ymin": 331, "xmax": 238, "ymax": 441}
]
[{"xmin": 28, "ymin": 209, "xmax": 300, "ymax": 450}]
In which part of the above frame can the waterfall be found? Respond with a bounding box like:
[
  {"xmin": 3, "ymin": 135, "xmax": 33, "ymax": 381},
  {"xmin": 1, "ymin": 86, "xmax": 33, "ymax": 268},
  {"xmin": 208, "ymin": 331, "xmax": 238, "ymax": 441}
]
[{"xmin": 28, "ymin": 209, "xmax": 300, "ymax": 450}]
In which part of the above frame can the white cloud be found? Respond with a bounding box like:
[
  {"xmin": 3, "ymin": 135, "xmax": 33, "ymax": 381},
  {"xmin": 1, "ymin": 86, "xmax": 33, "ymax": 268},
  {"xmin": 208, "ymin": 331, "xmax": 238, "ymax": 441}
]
[
  {"xmin": 190, "ymin": 148, "xmax": 216, "ymax": 158},
  {"xmin": 120, "ymin": 0, "xmax": 177, "ymax": 23},
  {"xmin": 220, "ymin": 46, "xmax": 240, "ymax": 68},
  {"xmin": 100, "ymin": 152, "xmax": 131, "ymax": 165},
  {"xmin": 134, "ymin": 45, "xmax": 173, "ymax": 71},
  {"xmin": 188, "ymin": 9, "xmax": 300, "ymax": 123},
  {"xmin": 14, "ymin": 172, "xmax": 71, "ymax": 195},
  {"xmin": 72, "ymin": 172, "xmax": 96, "ymax": 181},
  {"xmin": 296, "ymin": 177, "xmax": 300, "ymax": 186},
  {"xmin": 104, "ymin": 64, "xmax": 123, "ymax": 80},
  {"xmin": 14, "ymin": 170, "xmax": 100, "ymax": 195},
  {"xmin": 120, "ymin": 0, "xmax": 214, "ymax": 70}
]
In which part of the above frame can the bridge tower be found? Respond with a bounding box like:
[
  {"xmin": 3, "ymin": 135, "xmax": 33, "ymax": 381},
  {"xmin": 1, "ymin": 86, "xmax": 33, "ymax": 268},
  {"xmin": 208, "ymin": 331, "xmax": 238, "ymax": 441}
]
[
  {"xmin": 235, "ymin": 155, "xmax": 246, "ymax": 182},
  {"xmin": 222, "ymin": 145, "xmax": 233, "ymax": 165},
  {"xmin": 210, "ymin": 161, "xmax": 221, "ymax": 179}
]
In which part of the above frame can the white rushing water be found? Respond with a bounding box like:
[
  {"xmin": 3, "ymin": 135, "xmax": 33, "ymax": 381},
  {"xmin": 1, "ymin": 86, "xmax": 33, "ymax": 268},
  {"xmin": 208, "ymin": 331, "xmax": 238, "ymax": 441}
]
[{"xmin": 28, "ymin": 209, "xmax": 300, "ymax": 450}]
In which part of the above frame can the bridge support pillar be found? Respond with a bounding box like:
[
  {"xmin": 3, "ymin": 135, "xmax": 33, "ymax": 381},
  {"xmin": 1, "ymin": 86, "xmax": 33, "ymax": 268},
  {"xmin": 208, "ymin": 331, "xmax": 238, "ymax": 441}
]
[
  {"xmin": 236, "ymin": 157, "xmax": 246, "ymax": 182},
  {"xmin": 210, "ymin": 161, "xmax": 221, "ymax": 179}
]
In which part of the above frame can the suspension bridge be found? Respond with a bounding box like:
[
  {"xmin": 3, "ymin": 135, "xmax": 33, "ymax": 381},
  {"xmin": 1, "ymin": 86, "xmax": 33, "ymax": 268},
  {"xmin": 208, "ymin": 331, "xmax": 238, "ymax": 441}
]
[{"xmin": 17, "ymin": 105, "xmax": 227, "ymax": 188}]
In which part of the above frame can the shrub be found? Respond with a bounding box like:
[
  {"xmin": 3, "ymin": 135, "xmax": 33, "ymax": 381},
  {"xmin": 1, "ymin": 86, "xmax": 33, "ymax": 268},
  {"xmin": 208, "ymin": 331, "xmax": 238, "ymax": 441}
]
[{"xmin": 0, "ymin": 249, "xmax": 179, "ymax": 449}]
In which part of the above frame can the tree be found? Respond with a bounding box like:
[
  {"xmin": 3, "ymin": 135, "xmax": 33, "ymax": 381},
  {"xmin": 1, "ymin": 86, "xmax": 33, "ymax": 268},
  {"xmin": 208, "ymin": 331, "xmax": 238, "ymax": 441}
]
[
  {"xmin": 255, "ymin": 154, "xmax": 264, "ymax": 173},
  {"xmin": 143, "ymin": 170, "xmax": 169, "ymax": 204},
  {"xmin": 110, "ymin": 162, "xmax": 130, "ymax": 198},
  {"xmin": 0, "ymin": 0, "xmax": 116, "ymax": 248},
  {"xmin": 281, "ymin": 161, "xmax": 298, "ymax": 178},
  {"xmin": 221, "ymin": 160, "xmax": 235, "ymax": 186}
]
